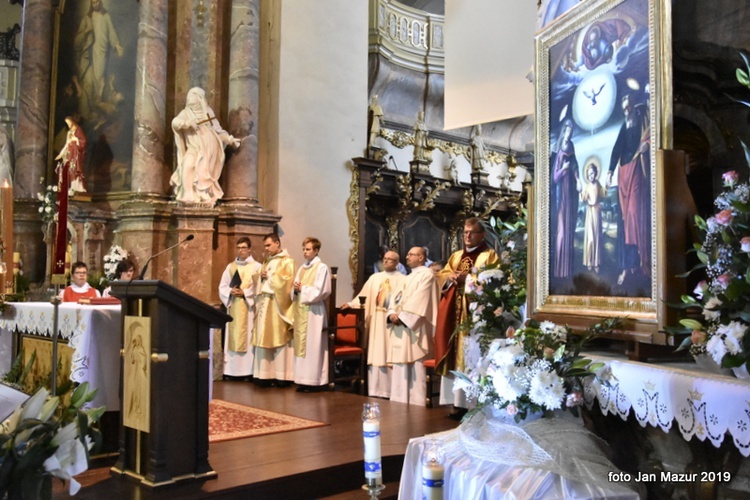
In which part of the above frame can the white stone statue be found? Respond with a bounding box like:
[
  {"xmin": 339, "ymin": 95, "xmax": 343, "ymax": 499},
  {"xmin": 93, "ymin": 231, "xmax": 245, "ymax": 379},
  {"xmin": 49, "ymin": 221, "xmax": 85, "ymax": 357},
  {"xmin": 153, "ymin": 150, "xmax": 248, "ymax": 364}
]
[
  {"xmin": 413, "ymin": 111, "xmax": 429, "ymax": 162},
  {"xmin": 368, "ymin": 94, "xmax": 383, "ymax": 156},
  {"xmin": 170, "ymin": 87, "xmax": 240, "ymax": 206},
  {"xmin": 0, "ymin": 125, "xmax": 13, "ymax": 185},
  {"xmin": 470, "ymin": 124, "xmax": 488, "ymax": 173}
]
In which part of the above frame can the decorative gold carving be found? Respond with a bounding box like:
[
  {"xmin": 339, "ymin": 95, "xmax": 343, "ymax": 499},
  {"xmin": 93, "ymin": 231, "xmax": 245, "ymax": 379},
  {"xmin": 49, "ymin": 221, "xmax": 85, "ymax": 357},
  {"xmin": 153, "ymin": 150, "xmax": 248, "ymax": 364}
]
[
  {"xmin": 430, "ymin": 137, "xmax": 470, "ymax": 159},
  {"xmin": 413, "ymin": 179, "xmax": 451, "ymax": 212},
  {"xmin": 380, "ymin": 129, "xmax": 413, "ymax": 149},
  {"xmin": 124, "ymin": 316, "xmax": 151, "ymax": 433},
  {"xmin": 347, "ymin": 165, "xmax": 360, "ymax": 288},
  {"xmin": 365, "ymin": 170, "xmax": 384, "ymax": 199}
]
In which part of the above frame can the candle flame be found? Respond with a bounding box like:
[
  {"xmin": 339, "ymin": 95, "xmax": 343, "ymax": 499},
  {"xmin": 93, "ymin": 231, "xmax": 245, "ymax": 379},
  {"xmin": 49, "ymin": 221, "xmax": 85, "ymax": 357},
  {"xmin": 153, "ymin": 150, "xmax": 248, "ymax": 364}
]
[{"xmin": 1, "ymin": 179, "xmax": 9, "ymax": 188}]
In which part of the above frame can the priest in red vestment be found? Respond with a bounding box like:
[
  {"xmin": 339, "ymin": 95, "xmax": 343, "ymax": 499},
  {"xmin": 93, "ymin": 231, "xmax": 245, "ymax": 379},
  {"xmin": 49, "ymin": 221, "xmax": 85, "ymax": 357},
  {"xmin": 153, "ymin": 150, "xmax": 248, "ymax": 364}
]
[{"xmin": 61, "ymin": 261, "xmax": 101, "ymax": 302}]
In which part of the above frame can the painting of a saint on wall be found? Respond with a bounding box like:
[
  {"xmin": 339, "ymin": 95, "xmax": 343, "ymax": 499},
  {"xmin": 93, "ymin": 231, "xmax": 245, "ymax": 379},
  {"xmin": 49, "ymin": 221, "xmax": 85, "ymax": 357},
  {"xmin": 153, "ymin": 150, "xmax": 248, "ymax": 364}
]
[
  {"xmin": 51, "ymin": 0, "xmax": 138, "ymax": 193},
  {"xmin": 542, "ymin": 0, "xmax": 657, "ymax": 303}
]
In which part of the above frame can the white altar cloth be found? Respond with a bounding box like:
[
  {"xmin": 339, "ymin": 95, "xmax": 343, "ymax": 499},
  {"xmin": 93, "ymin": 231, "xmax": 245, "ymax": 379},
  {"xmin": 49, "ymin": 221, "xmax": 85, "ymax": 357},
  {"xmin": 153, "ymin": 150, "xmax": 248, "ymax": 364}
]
[
  {"xmin": 585, "ymin": 354, "xmax": 750, "ymax": 456},
  {"xmin": 0, "ymin": 302, "xmax": 121, "ymax": 411},
  {"xmin": 399, "ymin": 412, "xmax": 640, "ymax": 500}
]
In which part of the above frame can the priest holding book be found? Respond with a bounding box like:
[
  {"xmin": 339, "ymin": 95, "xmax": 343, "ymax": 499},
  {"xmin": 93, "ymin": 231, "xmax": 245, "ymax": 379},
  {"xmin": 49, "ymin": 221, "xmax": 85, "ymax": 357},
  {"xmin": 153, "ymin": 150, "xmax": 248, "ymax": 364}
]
[{"xmin": 219, "ymin": 237, "xmax": 261, "ymax": 379}]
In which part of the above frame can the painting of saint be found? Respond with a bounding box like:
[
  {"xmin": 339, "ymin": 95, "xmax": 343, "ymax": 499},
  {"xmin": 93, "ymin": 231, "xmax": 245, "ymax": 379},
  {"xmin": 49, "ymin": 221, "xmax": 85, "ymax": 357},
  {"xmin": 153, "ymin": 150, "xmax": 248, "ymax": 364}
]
[{"xmin": 53, "ymin": 1, "xmax": 137, "ymax": 192}]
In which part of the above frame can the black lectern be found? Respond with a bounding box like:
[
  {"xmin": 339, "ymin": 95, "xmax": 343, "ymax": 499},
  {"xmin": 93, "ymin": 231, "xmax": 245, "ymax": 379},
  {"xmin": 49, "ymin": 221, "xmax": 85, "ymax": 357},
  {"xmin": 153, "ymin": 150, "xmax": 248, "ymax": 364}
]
[{"xmin": 109, "ymin": 280, "xmax": 231, "ymax": 488}]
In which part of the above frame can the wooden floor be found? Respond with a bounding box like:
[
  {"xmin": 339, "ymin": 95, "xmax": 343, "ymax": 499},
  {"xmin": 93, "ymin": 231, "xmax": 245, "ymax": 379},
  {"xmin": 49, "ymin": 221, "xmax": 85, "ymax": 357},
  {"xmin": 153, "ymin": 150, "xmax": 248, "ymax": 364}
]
[{"xmin": 58, "ymin": 381, "xmax": 460, "ymax": 499}]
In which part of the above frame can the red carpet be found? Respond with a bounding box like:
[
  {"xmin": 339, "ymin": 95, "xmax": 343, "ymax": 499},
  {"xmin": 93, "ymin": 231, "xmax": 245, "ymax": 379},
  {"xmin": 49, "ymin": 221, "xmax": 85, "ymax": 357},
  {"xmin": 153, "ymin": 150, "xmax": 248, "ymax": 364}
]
[{"xmin": 208, "ymin": 399, "xmax": 327, "ymax": 443}]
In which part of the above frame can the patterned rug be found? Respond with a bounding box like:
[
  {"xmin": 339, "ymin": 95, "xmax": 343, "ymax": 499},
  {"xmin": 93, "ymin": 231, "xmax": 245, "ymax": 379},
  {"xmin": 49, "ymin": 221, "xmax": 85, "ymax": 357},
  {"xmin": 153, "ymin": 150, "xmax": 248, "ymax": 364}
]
[{"xmin": 208, "ymin": 399, "xmax": 327, "ymax": 443}]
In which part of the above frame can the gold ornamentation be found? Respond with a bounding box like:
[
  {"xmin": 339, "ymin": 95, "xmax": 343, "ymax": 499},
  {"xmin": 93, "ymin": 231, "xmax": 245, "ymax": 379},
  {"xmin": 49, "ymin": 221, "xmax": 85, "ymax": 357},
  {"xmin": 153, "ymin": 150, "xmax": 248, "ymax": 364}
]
[
  {"xmin": 413, "ymin": 179, "xmax": 451, "ymax": 212},
  {"xmin": 347, "ymin": 165, "xmax": 360, "ymax": 288},
  {"xmin": 688, "ymin": 389, "xmax": 703, "ymax": 401},
  {"xmin": 380, "ymin": 129, "xmax": 413, "ymax": 149},
  {"xmin": 644, "ymin": 380, "xmax": 655, "ymax": 391}
]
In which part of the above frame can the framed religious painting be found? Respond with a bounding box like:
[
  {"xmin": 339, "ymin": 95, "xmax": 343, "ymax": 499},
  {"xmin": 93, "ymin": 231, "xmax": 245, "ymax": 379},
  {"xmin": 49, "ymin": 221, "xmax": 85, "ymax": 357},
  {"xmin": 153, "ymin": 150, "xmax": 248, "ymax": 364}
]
[
  {"xmin": 48, "ymin": 0, "xmax": 138, "ymax": 193},
  {"xmin": 529, "ymin": 0, "xmax": 676, "ymax": 344}
]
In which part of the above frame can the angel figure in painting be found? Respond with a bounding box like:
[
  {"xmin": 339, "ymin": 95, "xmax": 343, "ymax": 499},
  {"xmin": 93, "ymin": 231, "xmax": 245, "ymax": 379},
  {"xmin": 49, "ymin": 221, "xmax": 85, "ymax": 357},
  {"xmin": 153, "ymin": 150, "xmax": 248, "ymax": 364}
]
[
  {"xmin": 170, "ymin": 87, "xmax": 240, "ymax": 206},
  {"xmin": 55, "ymin": 115, "xmax": 87, "ymax": 195}
]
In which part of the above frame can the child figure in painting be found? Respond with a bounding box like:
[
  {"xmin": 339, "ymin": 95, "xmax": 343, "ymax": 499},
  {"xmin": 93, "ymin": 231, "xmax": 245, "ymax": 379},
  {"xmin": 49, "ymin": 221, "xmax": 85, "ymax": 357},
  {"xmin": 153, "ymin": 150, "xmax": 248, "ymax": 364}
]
[{"xmin": 578, "ymin": 161, "xmax": 607, "ymax": 273}]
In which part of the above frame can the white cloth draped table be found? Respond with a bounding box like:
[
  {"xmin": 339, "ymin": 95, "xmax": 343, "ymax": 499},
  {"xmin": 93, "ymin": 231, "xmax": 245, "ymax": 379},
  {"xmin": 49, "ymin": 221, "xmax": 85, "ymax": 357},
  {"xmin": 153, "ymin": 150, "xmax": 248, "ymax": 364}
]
[
  {"xmin": 399, "ymin": 411, "xmax": 640, "ymax": 499},
  {"xmin": 585, "ymin": 354, "xmax": 750, "ymax": 457},
  {"xmin": 0, "ymin": 302, "xmax": 121, "ymax": 411}
]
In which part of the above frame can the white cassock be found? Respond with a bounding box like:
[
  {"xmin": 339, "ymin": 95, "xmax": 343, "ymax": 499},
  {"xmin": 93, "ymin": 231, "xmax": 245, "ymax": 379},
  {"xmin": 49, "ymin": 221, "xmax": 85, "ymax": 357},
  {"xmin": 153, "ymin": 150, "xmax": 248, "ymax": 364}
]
[
  {"xmin": 291, "ymin": 257, "xmax": 331, "ymax": 386},
  {"xmin": 218, "ymin": 256, "xmax": 261, "ymax": 377},
  {"xmin": 387, "ymin": 266, "xmax": 439, "ymax": 406},
  {"xmin": 347, "ymin": 270, "xmax": 405, "ymax": 398}
]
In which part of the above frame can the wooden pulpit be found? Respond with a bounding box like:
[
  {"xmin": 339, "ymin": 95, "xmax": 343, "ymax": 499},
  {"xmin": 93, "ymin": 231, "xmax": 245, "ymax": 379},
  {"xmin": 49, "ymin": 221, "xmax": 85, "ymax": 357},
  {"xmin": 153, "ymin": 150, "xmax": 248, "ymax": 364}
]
[{"xmin": 109, "ymin": 280, "xmax": 231, "ymax": 488}]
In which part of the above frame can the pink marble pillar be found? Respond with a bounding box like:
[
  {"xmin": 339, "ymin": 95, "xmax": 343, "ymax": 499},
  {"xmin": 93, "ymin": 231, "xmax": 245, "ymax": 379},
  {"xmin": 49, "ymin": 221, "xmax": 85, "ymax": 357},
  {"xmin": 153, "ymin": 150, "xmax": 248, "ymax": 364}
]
[
  {"xmin": 14, "ymin": 0, "xmax": 54, "ymax": 199},
  {"xmin": 222, "ymin": 0, "xmax": 260, "ymax": 203},
  {"xmin": 131, "ymin": 0, "xmax": 169, "ymax": 196}
]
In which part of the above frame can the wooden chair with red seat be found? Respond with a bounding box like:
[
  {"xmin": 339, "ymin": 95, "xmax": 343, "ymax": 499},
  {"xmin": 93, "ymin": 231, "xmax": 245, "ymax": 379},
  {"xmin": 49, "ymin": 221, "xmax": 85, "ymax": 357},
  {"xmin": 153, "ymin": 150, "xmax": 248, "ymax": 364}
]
[
  {"xmin": 423, "ymin": 358, "xmax": 441, "ymax": 408},
  {"xmin": 327, "ymin": 307, "xmax": 367, "ymax": 394}
]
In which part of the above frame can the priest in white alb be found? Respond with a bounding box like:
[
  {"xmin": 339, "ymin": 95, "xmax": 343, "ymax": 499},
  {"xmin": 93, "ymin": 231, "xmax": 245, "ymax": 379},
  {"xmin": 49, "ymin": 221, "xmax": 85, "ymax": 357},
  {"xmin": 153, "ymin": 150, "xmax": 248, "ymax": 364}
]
[
  {"xmin": 342, "ymin": 249, "xmax": 405, "ymax": 398},
  {"xmin": 386, "ymin": 247, "xmax": 439, "ymax": 406},
  {"xmin": 291, "ymin": 237, "xmax": 332, "ymax": 390},
  {"xmin": 219, "ymin": 236, "xmax": 261, "ymax": 379}
]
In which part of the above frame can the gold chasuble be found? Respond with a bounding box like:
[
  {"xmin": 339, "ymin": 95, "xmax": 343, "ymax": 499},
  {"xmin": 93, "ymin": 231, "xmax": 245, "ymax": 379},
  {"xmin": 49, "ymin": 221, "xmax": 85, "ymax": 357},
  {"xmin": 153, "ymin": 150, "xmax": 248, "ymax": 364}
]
[
  {"xmin": 292, "ymin": 261, "xmax": 321, "ymax": 357},
  {"xmin": 253, "ymin": 250, "xmax": 295, "ymax": 349},
  {"xmin": 434, "ymin": 242, "xmax": 498, "ymax": 374},
  {"xmin": 226, "ymin": 261, "xmax": 258, "ymax": 352}
]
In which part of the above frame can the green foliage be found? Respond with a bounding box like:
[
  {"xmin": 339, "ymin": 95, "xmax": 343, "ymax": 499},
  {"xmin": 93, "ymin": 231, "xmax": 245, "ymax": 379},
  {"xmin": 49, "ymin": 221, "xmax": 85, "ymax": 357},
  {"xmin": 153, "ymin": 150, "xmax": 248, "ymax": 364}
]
[
  {"xmin": 0, "ymin": 383, "xmax": 103, "ymax": 500},
  {"xmin": 463, "ymin": 210, "xmax": 528, "ymax": 354}
]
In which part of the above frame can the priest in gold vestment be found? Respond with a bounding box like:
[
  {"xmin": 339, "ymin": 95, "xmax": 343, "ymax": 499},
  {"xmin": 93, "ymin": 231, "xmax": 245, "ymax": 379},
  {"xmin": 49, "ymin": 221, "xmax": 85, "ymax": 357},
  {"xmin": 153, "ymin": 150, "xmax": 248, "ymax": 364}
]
[
  {"xmin": 252, "ymin": 233, "xmax": 296, "ymax": 385},
  {"xmin": 219, "ymin": 237, "xmax": 261, "ymax": 378},
  {"xmin": 435, "ymin": 218, "xmax": 498, "ymax": 409}
]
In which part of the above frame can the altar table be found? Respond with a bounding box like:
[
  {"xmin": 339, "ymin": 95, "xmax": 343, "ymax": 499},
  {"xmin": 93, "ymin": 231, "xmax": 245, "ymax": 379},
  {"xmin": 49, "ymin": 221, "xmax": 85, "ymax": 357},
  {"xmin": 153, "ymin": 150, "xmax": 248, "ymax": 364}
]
[
  {"xmin": 398, "ymin": 412, "xmax": 640, "ymax": 500},
  {"xmin": 0, "ymin": 302, "xmax": 121, "ymax": 411}
]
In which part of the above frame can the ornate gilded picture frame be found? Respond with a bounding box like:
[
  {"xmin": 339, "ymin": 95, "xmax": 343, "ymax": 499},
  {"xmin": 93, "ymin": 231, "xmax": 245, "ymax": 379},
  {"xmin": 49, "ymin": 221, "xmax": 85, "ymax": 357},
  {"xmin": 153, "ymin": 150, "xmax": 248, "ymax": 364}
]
[{"xmin": 530, "ymin": 0, "xmax": 672, "ymax": 330}]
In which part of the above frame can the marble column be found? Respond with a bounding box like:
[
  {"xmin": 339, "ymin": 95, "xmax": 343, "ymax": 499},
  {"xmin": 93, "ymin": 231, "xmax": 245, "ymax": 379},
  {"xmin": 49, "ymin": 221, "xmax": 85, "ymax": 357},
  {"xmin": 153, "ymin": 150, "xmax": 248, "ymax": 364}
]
[
  {"xmin": 131, "ymin": 0, "xmax": 169, "ymax": 197},
  {"xmin": 14, "ymin": 0, "xmax": 54, "ymax": 198},
  {"xmin": 223, "ymin": 0, "xmax": 260, "ymax": 203},
  {"xmin": 13, "ymin": 0, "xmax": 54, "ymax": 285}
]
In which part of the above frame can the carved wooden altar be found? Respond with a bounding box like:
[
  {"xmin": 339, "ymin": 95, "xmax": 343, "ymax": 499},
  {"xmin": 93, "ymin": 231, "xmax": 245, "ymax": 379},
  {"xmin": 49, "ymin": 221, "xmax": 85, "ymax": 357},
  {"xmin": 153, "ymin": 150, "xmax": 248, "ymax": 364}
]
[{"xmin": 348, "ymin": 157, "xmax": 526, "ymax": 290}]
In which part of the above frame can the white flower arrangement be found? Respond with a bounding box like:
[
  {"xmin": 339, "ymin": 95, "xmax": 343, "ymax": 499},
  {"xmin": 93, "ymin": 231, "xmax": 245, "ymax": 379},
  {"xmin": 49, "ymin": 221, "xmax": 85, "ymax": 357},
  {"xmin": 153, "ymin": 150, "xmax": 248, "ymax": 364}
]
[
  {"xmin": 454, "ymin": 320, "xmax": 609, "ymax": 423},
  {"xmin": 102, "ymin": 245, "xmax": 129, "ymax": 281},
  {"xmin": 36, "ymin": 179, "xmax": 59, "ymax": 224}
]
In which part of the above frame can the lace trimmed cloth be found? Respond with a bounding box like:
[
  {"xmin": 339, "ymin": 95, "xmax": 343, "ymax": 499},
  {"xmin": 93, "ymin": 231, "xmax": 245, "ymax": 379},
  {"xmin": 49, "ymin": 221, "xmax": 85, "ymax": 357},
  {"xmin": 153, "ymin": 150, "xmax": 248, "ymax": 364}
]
[{"xmin": 398, "ymin": 410, "xmax": 641, "ymax": 499}]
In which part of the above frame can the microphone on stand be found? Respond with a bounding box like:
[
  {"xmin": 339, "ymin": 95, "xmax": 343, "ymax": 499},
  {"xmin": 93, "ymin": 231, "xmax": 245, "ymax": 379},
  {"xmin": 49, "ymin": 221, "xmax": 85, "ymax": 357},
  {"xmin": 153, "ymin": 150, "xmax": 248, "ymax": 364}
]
[{"xmin": 137, "ymin": 234, "xmax": 195, "ymax": 280}]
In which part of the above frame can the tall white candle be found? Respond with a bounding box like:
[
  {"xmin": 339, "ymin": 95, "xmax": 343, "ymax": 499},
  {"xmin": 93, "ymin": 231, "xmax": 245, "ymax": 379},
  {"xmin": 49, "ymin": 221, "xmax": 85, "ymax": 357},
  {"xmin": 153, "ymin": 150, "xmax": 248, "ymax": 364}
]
[
  {"xmin": 362, "ymin": 402, "xmax": 382, "ymax": 486},
  {"xmin": 421, "ymin": 462, "xmax": 445, "ymax": 500},
  {"xmin": 421, "ymin": 439, "xmax": 445, "ymax": 500}
]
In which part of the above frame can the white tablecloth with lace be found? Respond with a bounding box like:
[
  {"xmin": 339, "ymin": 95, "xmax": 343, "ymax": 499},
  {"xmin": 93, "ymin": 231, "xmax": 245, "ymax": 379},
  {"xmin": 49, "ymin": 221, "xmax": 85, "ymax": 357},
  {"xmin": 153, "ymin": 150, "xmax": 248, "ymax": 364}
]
[
  {"xmin": 398, "ymin": 411, "xmax": 640, "ymax": 500},
  {"xmin": 0, "ymin": 302, "xmax": 121, "ymax": 411},
  {"xmin": 585, "ymin": 354, "xmax": 750, "ymax": 457}
]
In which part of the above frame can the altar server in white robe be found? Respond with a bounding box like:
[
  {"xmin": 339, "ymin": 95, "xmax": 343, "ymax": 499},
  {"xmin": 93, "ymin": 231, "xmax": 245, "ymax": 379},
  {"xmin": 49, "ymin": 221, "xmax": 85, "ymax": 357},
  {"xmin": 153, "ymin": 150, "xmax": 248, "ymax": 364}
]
[
  {"xmin": 342, "ymin": 250, "xmax": 405, "ymax": 398},
  {"xmin": 386, "ymin": 247, "xmax": 439, "ymax": 406},
  {"xmin": 291, "ymin": 237, "xmax": 332, "ymax": 390},
  {"xmin": 219, "ymin": 236, "xmax": 261, "ymax": 379}
]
